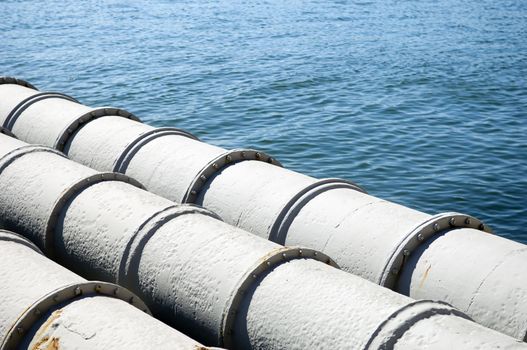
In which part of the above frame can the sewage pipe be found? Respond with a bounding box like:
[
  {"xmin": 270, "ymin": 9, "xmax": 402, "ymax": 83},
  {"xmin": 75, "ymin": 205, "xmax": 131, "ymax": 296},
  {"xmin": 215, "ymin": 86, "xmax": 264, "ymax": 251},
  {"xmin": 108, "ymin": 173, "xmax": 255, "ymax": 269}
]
[
  {"xmin": 0, "ymin": 229, "xmax": 220, "ymax": 350},
  {"xmin": 0, "ymin": 78, "xmax": 526, "ymax": 341}
]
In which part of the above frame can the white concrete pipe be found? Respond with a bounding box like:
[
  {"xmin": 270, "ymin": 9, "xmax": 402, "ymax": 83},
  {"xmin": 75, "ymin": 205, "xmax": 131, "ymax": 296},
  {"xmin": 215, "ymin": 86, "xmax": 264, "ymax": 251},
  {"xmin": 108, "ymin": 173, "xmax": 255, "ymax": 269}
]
[
  {"xmin": 0, "ymin": 135, "xmax": 524, "ymax": 349},
  {"xmin": 0, "ymin": 79, "xmax": 526, "ymax": 341},
  {"xmin": 0, "ymin": 229, "xmax": 219, "ymax": 350},
  {"xmin": 0, "ymin": 77, "xmax": 137, "ymax": 150}
]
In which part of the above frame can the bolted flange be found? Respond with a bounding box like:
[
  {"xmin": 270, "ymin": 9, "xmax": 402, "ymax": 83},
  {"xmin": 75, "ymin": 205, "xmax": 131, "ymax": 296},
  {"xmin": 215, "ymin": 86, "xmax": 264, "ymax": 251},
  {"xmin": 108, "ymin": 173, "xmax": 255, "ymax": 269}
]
[
  {"xmin": 117, "ymin": 204, "xmax": 221, "ymax": 289},
  {"xmin": 112, "ymin": 127, "xmax": 199, "ymax": 173},
  {"xmin": 378, "ymin": 212, "xmax": 493, "ymax": 289},
  {"xmin": 363, "ymin": 299, "xmax": 471, "ymax": 350},
  {"xmin": 220, "ymin": 246, "xmax": 339, "ymax": 348},
  {"xmin": 269, "ymin": 178, "xmax": 367, "ymax": 243},
  {"xmin": 0, "ymin": 281, "xmax": 151, "ymax": 350},
  {"xmin": 182, "ymin": 149, "xmax": 282, "ymax": 204},
  {"xmin": 0, "ymin": 76, "xmax": 37, "ymax": 90},
  {"xmin": 54, "ymin": 107, "xmax": 140, "ymax": 151},
  {"xmin": 44, "ymin": 172, "xmax": 144, "ymax": 257},
  {"xmin": 3, "ymin": 92, "xmax": 79, "ymax": 130}
]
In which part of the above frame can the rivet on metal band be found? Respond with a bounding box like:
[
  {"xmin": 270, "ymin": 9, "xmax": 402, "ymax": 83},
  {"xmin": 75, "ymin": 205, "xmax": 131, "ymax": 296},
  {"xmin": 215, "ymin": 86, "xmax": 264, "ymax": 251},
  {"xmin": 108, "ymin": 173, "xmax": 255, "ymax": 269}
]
[
  {"xmin": 0, "ymin": 281, "xmax": 151, "ymax": 350},
  {"xmin": 3, "ymin": 92, "xmax": 79, "ymax": 130},
  {"xmin": 54, "ymin": 107, "xmax": 140, "ymax": 151},
  {"xmin": 116, "ymin": 204, "xmax": 221, "ymax": 289},
  {"xmin": 44, "ymin": 172, "xmax": 145, "ymax": 257},
  {"xmin": 269, "ymin": 178, "xmax": 367, "ymax": 244},
  {"xmin": 220, "ymin": 247, "xmax": 339, "ymax": 348},
  {"xmin": 363, "ymin": 300, "xmax": 470, "ymax": 350},
  {"xmin": 0, "ymin": 76, "xmax": 38, "ymax": 90},
  {"xmin": 182, "ymin": 149, "xmax": 282, "ymax": 204},
  {"xmin": 112, "ymin": 127, "xmax": 199, "ymax": 173},
  {"xmin": 378, "ymin": 212, "xmax": 493, "ymax": 290}
]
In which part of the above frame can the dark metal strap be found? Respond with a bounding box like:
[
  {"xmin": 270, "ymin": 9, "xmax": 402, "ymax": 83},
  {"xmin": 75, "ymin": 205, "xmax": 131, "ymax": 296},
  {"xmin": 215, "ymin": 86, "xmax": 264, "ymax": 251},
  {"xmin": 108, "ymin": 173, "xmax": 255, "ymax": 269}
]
[
  {"xmin": 378, "ymin": 212, "xmax": 492, "ymax": 289},
  {"xmin": 1, "ymin": 281, "xmax": 151, "ymax": 350},
  {"xmin": 0, "ymin": 76, "xmax": 38, "ymax": 90},
  {"xmin": 112, "ymin": 127, "xmax": 199, "ymax": 173},
  {"xmin": 0, "ymin": 145, "xmax": 66, "ymax": 176},
  {"xmin": 0, "ymin": 230, "xmax": 43, "ymax": 255},
  {"xmin": 55, "ymin": 107, "xmax": 140, "ymax": 151},
  {"xmin": 363, "ymin": 300, "xmax": 470, "ymax": 350},
  {"xmin": 0, "ymin": 126, "xmax": 16, "ymax": 138},
  {"xmin": 182, "ymin": 149, "xmax": 282, "ymax": 204},
  {"xmin": 44, "ymin": 173, "xmax": 144, "ymax": 257},
  {"xmin": 220, "ymin": 247, "xmax": 338, "ymax": 348},
  {"xmin": 3, "ymin": 92, "xmax": 79, "ymax": 130},
  {"xmin": 268, "ymin": 178, "xmax": 367, "ymax": 244},
  {"xmin": 117, "ymin": 204, "xmax": 220, "ymax": 289}
]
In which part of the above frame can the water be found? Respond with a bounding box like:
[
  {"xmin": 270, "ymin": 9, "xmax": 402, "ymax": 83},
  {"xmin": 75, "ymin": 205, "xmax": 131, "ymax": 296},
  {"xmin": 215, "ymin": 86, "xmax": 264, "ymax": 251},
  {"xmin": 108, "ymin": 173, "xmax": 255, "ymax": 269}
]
[{"xmin": 1, "ymin": 0, "xmax": 526, "ymax": 243}]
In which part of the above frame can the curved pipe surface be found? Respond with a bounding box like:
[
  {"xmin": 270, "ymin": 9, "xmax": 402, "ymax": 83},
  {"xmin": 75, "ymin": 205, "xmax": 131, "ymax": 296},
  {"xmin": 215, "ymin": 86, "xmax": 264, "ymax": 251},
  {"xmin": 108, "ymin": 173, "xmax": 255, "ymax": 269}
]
[
  {"xmin": 0, "ymin": 229, "xmax": 218, "ymax": 350},
  {"xmin": 0, "ymin": 135, "xmax": 523, "ymax": 349},
  {"xmin": 0, "ymin": 81, "xmax": 526, "ymax": 340}
]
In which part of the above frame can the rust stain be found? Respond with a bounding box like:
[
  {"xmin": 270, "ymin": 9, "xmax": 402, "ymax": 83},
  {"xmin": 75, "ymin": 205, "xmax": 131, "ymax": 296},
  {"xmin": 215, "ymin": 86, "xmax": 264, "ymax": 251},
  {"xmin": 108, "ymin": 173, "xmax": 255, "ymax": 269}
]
[
  {"xmin": 32, "ymin": 310, "xmax": 63, "ymax": 350},
  {"xmin": 32, "ymin": 337, "xmax": 59, "ymax": 350},
  {"xmin": 418, "ymin": 264, "xmax": 432, "ymax": 289}
]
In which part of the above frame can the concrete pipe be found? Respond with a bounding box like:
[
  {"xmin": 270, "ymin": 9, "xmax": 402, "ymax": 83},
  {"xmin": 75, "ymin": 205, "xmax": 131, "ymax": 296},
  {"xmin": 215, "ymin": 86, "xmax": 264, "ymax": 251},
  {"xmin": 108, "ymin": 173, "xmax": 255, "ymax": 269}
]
[
  {"xmin": 0, "ymin": 135, "xmax": 524, "ymax": 349},
  {"xmin": 0, "ymin": 229, "xmax": 219, "ymax": 350},
  {"xmin": 27, "ymin": 113, "xmax": 527, "ymax": 340},
  {"xmin": 0, "ymin": 81, "xmax": 526, "ymax": 340},
  {"xmin": 0, "ymin": 79, "xmax": 138, "ymax": 150}
]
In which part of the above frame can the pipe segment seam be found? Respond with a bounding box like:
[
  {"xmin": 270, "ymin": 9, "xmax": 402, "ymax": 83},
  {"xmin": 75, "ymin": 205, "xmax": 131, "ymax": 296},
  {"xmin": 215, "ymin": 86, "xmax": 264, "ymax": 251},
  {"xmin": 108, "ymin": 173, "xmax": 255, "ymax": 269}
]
[
  {"xmin": 3, "ymin": 92, "xmax": 79, "ymax": 130},
  {"xmin": 117, "ymin": 204, "xmax": 221, "ymax": 289},
  {"xmin": 0, "ymin": 230, "xmax": 42, "ymax": 255},
  {"xmin": 363, "ymin": 299, "xmax": 471, "ymax": 350},
  {"xmin": 1, "ymin": 281, "xmax": 151, "ymax": 350},
  {"xmin": 379, "ymin": 212, "xmax": 493, "ymax": 289},
  {"xmin": 269, "ymin": 178, "xmax": 368, "ymax": 244},
  {"xmin": 0, "ymin": 145, "xmax": 65, "ymax": 175},
  {"xmin": 112, "ymin": 127, "xmax": 200, "ymax": 173},
  {"xmin": 0, "ymin": 76, "xmax": 37, "ymax": 90},
  {"xmin": 182, "ymin": 149, "xmax": 282, "ymax": 204},
  {"xmin": 45, "ymin": 172, "xmax": 145, "ymax": 257},
  {"xmin": 0, "ymin": 127, "xmax": 15, "ymax": 138},
  {"xmin": 220, "ymin": 247, "xmax": 339, "ymax": 348},
  {"xmin": 54, "ymin": 107, "xmax": 140, "ymax": 151},
  {"xmin": 0, "ymin": 144, "xmax": 145, "ymax": 255}
]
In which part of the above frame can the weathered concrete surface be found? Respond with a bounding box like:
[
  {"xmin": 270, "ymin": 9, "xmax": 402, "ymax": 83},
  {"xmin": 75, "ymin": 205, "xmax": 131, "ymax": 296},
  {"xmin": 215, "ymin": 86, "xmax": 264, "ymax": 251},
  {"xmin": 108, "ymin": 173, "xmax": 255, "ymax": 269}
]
[
  {"xmin": 0, "ymin": 80, "xmax": 526, "ymax": 341},
  {"xmin": 0, "ymin": 135, "xmax": 526, "ymax": 349},
  {"xmin": 0, "ymin": 229, "xmax": 218, "ymax": 350}
]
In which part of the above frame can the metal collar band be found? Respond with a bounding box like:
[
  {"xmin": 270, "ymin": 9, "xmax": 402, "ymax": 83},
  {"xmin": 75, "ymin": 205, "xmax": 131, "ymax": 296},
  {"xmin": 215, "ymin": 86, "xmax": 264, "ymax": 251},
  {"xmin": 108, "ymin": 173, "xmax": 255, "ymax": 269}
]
[{"xmin": 1, "ymin": 281, "xmax": 151, "ymax": 350}]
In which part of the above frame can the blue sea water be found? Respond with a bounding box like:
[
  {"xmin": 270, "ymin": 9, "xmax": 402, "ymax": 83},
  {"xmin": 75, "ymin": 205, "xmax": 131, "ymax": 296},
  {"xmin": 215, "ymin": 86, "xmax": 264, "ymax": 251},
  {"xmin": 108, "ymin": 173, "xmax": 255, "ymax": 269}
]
[{"xmin": 1, "ymin": 0, "xmax": 526, "ymax": 243}]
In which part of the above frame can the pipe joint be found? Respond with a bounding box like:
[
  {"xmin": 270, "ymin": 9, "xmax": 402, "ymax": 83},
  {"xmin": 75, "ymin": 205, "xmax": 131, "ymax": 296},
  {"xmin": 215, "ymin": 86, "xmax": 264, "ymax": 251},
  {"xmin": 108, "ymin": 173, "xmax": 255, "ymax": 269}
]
[
  {"xmin": 1, "ymin": 281, "xmax": 150, "ymax": 350},
  {"xmin": 379, "ymin": 212, "xmax": 493, "ymax": 289},
  {"xmin": 113, "ymin": 127, "xmax": 199, "ymax": 173},
  {"xmin": 0, "ymin": 145, "xmax": 65, "ymax": 175},
  {"xmin": 0, "ymin": 76, "xmax": 37, "ymax": 90},
  {"xmin": 364, "ymin": 299, "xmax": 470, "ymax": 350},
  {"xmin": 183, "ymin": 148, "xmax": 282, "ymax": 204},
  {"xmin": 269, "ymin": 178, "xmax": 367, "ymax": 243},
  {"xmin": 45, "ymin": 172, "xmax": 144, "ymax": 257},
  {"xmin": 0, "ymin": 127, "xmax": 15, "ymax": 138},
  {"xmin": 117, "ymin": 204, "xmax": 221, "ymax": 288},
  {"xmin": 221, "ymin": 246, "xmax": 338, "ymax": 348},
  {"xmin": 55, "ymin": 107, "xmax": 140, "ymax": 151},
  {"xmin": 3, "ymin": 92, "xmax": 79, "ymax": 130},
  {"xmin": 0, "ymin": 229, "xmax": 42, "ymax": 255}
]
